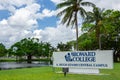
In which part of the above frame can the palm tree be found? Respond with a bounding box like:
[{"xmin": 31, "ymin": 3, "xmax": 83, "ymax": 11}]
[
  {"xmin": 83, "ymin": 6, "xmax": 105, "ymax": 49},
  {"xmin": 57, "ymin": 0, "xmax": 95, "ymax": 50}
]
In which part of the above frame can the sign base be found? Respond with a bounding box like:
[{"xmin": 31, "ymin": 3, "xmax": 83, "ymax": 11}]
[{"xmin": 69, "ymin": 68, "xmax": 99, "ymax": 74}]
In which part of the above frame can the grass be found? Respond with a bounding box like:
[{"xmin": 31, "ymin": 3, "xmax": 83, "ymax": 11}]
[{"xmin": 0, "ymin": 63, "xmax": 120, "ymax": 80}]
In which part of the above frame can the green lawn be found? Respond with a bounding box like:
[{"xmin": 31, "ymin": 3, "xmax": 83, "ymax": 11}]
[{"xmin": 0, "ymin": 63, "xmax": 120, "ymax": 80}]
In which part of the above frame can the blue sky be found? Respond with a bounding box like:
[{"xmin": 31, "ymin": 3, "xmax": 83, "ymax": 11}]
[
  {"xmin": 0, "ymin": 0, "xmax": 57, "ymax": 29},
  {"xmin": 0, "ymin": 0, "xmax": 120, "ymax": 48},
  {"xmin": 36, "ymin": 0, "xmax": 58, "ymax": 29},
  {"xmin": 0, "ymin": 10, "xmax": 10, "ymax": 20}
]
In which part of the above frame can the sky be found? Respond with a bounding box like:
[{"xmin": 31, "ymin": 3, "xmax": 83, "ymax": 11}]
[{"xmin": 0, "ymin": 0, "xmax": 120, "ymax": 48}]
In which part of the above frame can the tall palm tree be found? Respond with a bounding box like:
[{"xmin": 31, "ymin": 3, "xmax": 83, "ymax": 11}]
[
  {"xmin": 57, "ymin": 0, "xmax": 95, "ymax": 50},
  {"xmin": 83, "ymin": 6, "xmax": 105, "ymax": 49}
]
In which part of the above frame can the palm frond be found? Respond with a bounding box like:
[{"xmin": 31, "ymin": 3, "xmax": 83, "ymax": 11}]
[
  {"xmin": 78, "ymin": 7, "xmax": 87, "ymax": 19},
  {"xmin": 81, "ymin": 2, "xmax": 95, "ymax": 7},
  {"xmin": 57, "ymin": 4, "xmax": 74, "ymax": 16},
  {"xmin": 57, "ymin": 7, "xmax": 69, "ymax": 17},
  {"xmin": 66, "ymin": 11, "xmax": 73, "ymax": 26},
  {"xmin": 82, "ymin": 23, "xmax": 95, "ymax": 32},
  {"xmin": 88, "ymin": 25, "xmax": 96, "ymax": 32},
  {"xmin": 57, "ymin": 0, "xmax": 75, "ymax": 9},
  {"xmin": 62, "ymin": 12, "xmax": 73, "ymax": 26},
  {"xmin": 60, "ymin": 6, "xmax": 74, "ymax": 25},
  {"xmin": 78, "ymin": 0, "xmax": 83, "ymax": 3},
  {"xmin": 71, "ymin": 18, "xmax": 76, "ymax": 28},
  {"xmin": 84, "ymin": 12, "xmax": 95, "ymax": 23}
]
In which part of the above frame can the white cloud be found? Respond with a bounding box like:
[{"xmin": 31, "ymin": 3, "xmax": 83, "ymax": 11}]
[
  {"xmin": 1, "ymin": 0, "xmax": 120, "ymax": 48},
  {"xmin": 0, "ymin": 0, "xmax": 58, "ymax": 48},
  {"xmin": 0, "ymin": 19, "xmax": 33, "ymax": 48},
  {"xmin": 8, "ymin": 3, "xmax": 40, "ymax": 30},
  {"xmin": 0, "ymin": 0, "xmax": 35, "ymax": 13},
  {"xmin": 33, "ymin": 23, "xmax": 82, "ymax": 47},
  {"xmin": 0, "ymin": 1, "xmax": 40, "ymax": 48},
  {"xmin": 51, "ymin": 0, "xmax": 120, "ymax": 10},
  {"xmin": 85, "ymin": 0, "xmax": 120, "ymax": 10},
  {"xmin": 37, "ymin": 9, "xmax": 56, "ymax": 19},
  {"xmin": 51, "ymin": 0, "xmax": 62, "ymax": 5}
]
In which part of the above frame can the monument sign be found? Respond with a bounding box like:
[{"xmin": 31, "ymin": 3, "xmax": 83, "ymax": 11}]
[{"xmin": 53, "ymin": 50, "xmax": 113, "ymax": 74}]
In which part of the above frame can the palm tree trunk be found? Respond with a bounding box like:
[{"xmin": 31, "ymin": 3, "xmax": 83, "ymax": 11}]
[
  {"xmin": 96, "ymin": 24, "xmax": 100, "ymax": 49},
  {"xmin": 75, "ymin": 12, "xmax": 79, "ymax": 51}
]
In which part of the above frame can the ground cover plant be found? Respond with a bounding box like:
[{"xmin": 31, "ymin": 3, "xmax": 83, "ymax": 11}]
[{"xmin": 0, "ymin": 63, "xmax": 119, "ymax": 80}]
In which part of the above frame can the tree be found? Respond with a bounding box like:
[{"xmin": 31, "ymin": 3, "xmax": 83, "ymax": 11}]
[
  {"xmin": 103, "ymin": 10, "xmax": 120, "ymax": 35},
  {"xmin": 42, "ymin": 42, "xmax": 52, "ymax": 57},
  {"xmin": 10, "ymin": 38, "xmax": 55, "ymax": 63},
  {"xmin": 10, "ymin": 38, "xmax": 39, "ymax": 63},
  {"xmin": 9, "ymin": 42, "xmax": 25, "ymax": 61},
  {"xmin": 10, "ymin": 42, "xmax": 24, "ymax": 57},
  {"xmin": 37, "ymin": 42, "xmax": 54, "ymax": 58},
  {"xmin": 82, "ymin": 9, "xmax": 120, "ymax": 62},
  {"xmin": 82, "ymin": 6, "xmax": 105, "ymax": 49},
  {"xmin": 57, "ymin": 42, "xmax": 72, "ymax": 51},
  {"xmin": 57, "ymin": 0, "xmax": 95, "ymax": 50},
  {"xmin": 0, "ymin": 43, "xmax": 6, "ymax": 57},
  {"xmin": 102, "ymin": 10, "xmax": 120, "ymax": 62},
  {"xmin": 78, "ymin": 33, "xmax": 97, "ymax": 50},
  {"xmin": 20, "ymin": 38, "xmax": 39, "ymax": 63}
]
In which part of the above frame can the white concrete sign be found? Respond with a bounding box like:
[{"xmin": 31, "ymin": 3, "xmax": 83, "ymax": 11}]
[{"xmin": 53, "ymin": 50, "xmax": 113, "ymax": 69}]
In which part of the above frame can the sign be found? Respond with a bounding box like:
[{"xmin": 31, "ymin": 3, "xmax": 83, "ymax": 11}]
[{"xmin": 53, "ymin": 50, "xmax": 113, "ymax": 69}]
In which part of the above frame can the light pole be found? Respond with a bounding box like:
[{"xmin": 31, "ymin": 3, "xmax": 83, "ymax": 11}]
[
  {"xmin": 99, "ymin": 34, "xmax": 104, "ymax": 50},
  {"xmin": 99, "ymin": 34, "xmax": 101, "ymax": 50},
  {"xmin": 115, "ymin": 36, "xmax": 118, "ymax": 49}
]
